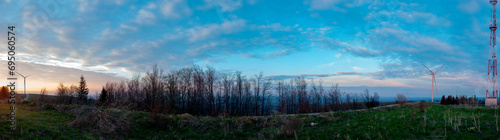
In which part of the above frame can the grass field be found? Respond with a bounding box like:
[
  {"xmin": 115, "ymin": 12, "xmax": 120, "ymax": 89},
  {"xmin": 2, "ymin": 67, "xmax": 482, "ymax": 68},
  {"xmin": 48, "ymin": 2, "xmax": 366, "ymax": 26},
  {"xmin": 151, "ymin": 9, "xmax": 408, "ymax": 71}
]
[{"xmin": 1, "ymin": 102, "xmax": 500, "ymax": 139}]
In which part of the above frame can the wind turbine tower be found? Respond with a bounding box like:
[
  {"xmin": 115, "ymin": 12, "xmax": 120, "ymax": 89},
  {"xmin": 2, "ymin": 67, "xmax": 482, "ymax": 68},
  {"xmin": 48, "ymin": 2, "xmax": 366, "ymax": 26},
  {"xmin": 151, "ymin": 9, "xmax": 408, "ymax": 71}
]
[
  {"xmin": 15, "ymin": 71, "xmax": 29, "ymax": 99},
  {"xmin": 422, "ymin": 64, "xmax": 444, "ymax": 103},
  {"xmin": 487, "ymin": 0, "xmax": 499, "ymax": 106}
]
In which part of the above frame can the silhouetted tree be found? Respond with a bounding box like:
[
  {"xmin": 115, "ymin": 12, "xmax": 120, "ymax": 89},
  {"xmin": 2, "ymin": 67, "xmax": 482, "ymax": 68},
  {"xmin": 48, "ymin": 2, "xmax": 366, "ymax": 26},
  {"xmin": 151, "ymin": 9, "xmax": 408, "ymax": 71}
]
[
  {"xmin": 395, "ymin": 93, "xmax": 407, "ymax": 106},
  {"xmin": 446, "ymin": 95, "xmax": 453, "ymax": 105},
  {"xmin": 56, "ymin": 82, "xmax": 69, "ymax": 104},
  {"xmin": 369, "ymin": 92, "xmax": 380, "ymax": 108},
  {"xmin": 39, "ymin": 87, "xmax": 47, "ymax": 103},
  {"xmin": 296, "ymin": 77, "xmax": 309, "ymax": 113},
  {"xmin": 69, "ymin": 85, "xmax": 78, "ymax": 104},
  {"xmin": 78, "ymin": 75, "xmax": 89, "ymax": 104},
  {"xmin": 142, "ymin": 64, "xmax": 164, "ymax": 112},
  {"xmin": 363, "ymin": 89, "xmax": 370, "ymax": 108},
  {"xmin": 261, "ymin": 78, "xmax": 272, "ymax": 115},
  {"xmin": 328, "ymin": 84, "xmax": 342, "ymax": 110},
  {"xmin": 127, "ymin": 74, "xmax": 142, "ymax": 106},
  {"xmin": 86, "ymin": 64, "xmax": 387, "ymax": 116},
  {"xmin": 440, "ymin": 95, "xmax": 446, "ymax": 105},
  {"xmin": 99, "ymin": 87, "xmax": 108, "ymax": 106}
]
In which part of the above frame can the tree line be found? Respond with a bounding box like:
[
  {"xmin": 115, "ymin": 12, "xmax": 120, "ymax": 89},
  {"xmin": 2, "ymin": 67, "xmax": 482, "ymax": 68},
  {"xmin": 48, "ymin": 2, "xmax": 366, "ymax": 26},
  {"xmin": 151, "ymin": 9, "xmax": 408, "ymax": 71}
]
[
  {"xmin": 440, "ymin": 95, "xmax": 483, "ymax": 105},
  {"xmin": 47, "ymin": 65, "xmax": 380, "ymax": 116}
]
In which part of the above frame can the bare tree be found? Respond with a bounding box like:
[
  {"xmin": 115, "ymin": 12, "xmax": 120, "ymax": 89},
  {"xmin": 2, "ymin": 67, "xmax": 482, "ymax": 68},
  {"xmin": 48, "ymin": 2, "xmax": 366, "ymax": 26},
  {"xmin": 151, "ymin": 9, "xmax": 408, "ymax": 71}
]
[
  {"xmin": 261, "ymin": 78, "xmax": 272, "ymax": 115},
  {"xmin": 105, "ymin": 82, "xmax": 116, "ymax": 104},
  {"xmin": 296, "ymin": 77, "xmax": 308, "ymax": 113},
  {"xmin": 396, "ymin": 93, "xmax": 407, "ymax": 106},
  {"xmin": 39, "ymin": 87, "xmax": 47, "ymax": 103},
  {"xmin": 253, "ymin": 72, "xmax": 263, "ymax": 115},
  {"xmin": 142, "ymin": 64, "xmax": 165, "ymax": 112},
  {"xmin": 362, "ymin": 89, "xmax": 370, "ymax": 108},
  {"xmin": 318, "ymin": 80, "xmax": 325, "ymax": 112},
  {"xmin": 276, "ymin": 80, "xmax": 286, "ymax": 114},
  {"xmin": 68, "ymin": 85, "xmax": 78, "ymax": 104},
  {"xmin": 56, "ymin": 82, "xmax": 69, "ymax": 104},
  {"xmin": 221, "ymin": 73, "xmax": 232, "ymax": 115},
  {"xmin": 127, "ymin": 74, "xmax": 142, "ymax": 106},
  {"xmin": 205, "ymin": 66, "xmax": 216, "ymax": 116},
  {"xmin": 370, "ymin": 92, "xmax": 380, "ymax": 107},
  {"xmin": 243, "ymin": 80, "xmax": 252, "ymax": 115},
  {"xmin": 344, "ymin": 93, "xmax": 351, "ymax": 110},
  {"xmin": 234, "ymin": 71, "xmax": 244, "ymax": 115}
]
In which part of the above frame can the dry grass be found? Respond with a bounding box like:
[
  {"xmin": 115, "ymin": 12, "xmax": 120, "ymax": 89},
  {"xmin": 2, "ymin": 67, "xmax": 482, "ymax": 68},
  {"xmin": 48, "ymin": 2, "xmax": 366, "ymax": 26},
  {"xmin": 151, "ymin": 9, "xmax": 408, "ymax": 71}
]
[
  {"xmin": 279, "ymin": 116, "xmax": 303, "ymax": 138},
  {"xmin": 69, "ymin": 107, "xmax": 130, "ymax": 134}
]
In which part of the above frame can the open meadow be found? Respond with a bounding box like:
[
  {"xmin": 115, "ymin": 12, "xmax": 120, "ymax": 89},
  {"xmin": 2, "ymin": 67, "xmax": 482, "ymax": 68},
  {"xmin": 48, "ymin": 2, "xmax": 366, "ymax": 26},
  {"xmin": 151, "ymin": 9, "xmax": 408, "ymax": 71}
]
[{"xmin": 1, "ymin": 102, "xmax": 499, "ymax": 139}]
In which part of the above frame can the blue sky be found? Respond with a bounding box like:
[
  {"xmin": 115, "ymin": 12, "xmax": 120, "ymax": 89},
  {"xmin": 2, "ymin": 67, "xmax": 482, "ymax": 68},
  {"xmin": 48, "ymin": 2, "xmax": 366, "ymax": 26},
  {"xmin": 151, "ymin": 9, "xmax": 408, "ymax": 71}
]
[{"xmin": 0, "ymin": 0, "xmax": 493, "ymax": 97}]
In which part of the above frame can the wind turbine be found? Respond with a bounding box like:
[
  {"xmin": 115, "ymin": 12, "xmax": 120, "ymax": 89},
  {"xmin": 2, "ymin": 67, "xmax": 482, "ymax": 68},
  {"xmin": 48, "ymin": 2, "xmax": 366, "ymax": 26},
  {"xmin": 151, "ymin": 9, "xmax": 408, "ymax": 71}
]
[
  {"xmin": 422, "ymin": 64, "xmax": 444, "ymax": 103},
  {"xmin": 16, "ymin": 71, "xmax": 29, "ymax": 100}
]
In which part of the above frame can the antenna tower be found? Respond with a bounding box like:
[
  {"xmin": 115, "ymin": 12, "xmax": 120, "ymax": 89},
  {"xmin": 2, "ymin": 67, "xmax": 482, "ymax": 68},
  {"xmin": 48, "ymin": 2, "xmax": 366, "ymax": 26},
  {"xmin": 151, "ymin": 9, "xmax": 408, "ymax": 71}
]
[{"xmin": 487, "ymin": 0, "xmax": 499, "ymax": 106}]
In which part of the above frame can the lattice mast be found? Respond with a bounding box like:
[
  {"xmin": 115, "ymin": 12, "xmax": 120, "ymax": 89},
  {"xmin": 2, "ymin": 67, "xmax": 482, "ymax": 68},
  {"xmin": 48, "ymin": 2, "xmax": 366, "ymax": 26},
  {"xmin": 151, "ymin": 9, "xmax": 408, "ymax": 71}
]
[{"xmin": 487, "ymin": 0, "xmax": 498, "ymax": 99}]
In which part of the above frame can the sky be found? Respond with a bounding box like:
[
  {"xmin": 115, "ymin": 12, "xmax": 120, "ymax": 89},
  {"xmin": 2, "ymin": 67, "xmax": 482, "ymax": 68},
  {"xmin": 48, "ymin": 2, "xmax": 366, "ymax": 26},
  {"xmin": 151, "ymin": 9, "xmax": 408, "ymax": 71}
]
[{"xmin": 0, "ymin": 0, "xmax": 494, "ymax": 97}]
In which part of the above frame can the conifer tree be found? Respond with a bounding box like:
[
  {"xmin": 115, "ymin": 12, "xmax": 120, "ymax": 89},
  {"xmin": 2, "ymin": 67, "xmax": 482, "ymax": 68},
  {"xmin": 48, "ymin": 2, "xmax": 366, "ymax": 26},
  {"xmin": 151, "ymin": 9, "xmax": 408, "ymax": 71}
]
[{"xmin": 78, "ymin": 75, "xmax": 89, "ymax": 104}]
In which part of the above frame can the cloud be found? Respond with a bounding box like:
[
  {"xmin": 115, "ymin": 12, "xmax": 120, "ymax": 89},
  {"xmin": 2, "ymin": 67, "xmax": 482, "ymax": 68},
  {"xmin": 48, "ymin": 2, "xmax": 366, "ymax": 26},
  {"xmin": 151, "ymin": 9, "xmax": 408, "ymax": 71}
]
[
  {"xmin": 394, "ymin": 11, "xmax": 451, "ymax": 27},
  {"xmin": 457, "ymin": 0, "xmax": 480, "ymax": 14},
  {"xmin": 187, "ymin": 19, "xmax": 247, "ymax": 42},
  {"xmin": 323, "ymin": 75, "xmax": 412, "ymax": 87},
  {"xmin": 267, "ymin": 72, "xmax": 410, "ymax": 87},
  {"xmin": 198, "ymin": 0, "xmax": 244, "ymax": 12},
  {"xmin": 306, "ymin": 0, "xmax": 370, "ymax": 12},
  {"xmin": 320, "ymin": 62, "xmax": 335, "ymax": 67},
  {"xmin": 159, "ymin": 0, "xmax": 192, "ymax": 19},
  {"xmin": 352, "ymin": 66, "xmax": 362, "ymax": 71},
  {"xmin": 135, "ymin": 9, "xmax": 156, "ymax": 24},
  {"xmin": 76, "ymin": 0, "xmax": 98, "ymax": 12},
  {"xmin": 120, "ymin": 24, "xmax": 138, "ymax": 31},
  {"xmin": 266, "ymin": 71, "xmax": 376, "ymax": 80},
  {"xmin": 307, "ymin": 0, "xmax": 343, "ymax": 11}
]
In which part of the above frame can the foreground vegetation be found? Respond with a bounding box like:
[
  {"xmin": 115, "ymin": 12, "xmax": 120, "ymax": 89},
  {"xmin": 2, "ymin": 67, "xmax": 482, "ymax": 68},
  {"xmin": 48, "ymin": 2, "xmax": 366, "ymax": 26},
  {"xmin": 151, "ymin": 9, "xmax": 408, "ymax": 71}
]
[{"xmin": 1, "ymin": 102, "xmax": 500, "ymax": 139}]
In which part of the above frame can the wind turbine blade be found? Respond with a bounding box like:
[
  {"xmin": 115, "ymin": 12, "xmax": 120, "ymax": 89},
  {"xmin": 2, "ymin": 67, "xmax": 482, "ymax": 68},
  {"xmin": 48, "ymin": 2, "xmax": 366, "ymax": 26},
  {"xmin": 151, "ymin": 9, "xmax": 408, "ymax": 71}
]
[
  {"xmin": 15, "ymin": 71, "xmax": 25, "ymax": 77},
  {"xmin": 434, "ymin": 65, "xmax": 444, "ymax": 74},
  {"xmin": 422, "ymin": 64, "xmax": 433, "ymax": 74}
]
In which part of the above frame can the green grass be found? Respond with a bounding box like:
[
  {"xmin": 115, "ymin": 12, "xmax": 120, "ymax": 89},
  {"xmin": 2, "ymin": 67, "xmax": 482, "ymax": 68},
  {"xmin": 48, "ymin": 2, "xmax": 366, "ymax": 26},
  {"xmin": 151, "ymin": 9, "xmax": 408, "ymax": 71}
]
[{"xmin": 1, "ymin": 102, "xmax": 500, "ymax": 139}]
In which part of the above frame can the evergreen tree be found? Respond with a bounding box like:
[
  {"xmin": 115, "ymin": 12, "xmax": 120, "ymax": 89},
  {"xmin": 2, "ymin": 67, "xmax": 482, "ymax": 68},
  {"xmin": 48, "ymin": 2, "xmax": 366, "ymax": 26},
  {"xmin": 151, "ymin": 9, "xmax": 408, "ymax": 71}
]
[
  {"xmin": 78, "ymin": 75, "xmax": 89, "ymax": 104},
  {"xmin": 99, "ymin": 87, "xmax": 107, "ymax": 106},
  {"xmin": 440, "ymin": 95, "xmax": 446, "ymax": 105}
]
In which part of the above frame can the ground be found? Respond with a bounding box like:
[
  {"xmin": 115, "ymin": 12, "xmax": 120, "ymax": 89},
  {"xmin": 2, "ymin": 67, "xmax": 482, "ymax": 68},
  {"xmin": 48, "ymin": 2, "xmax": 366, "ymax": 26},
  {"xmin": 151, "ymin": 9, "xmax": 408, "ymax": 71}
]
[{"xmin": 0, "ymin": 102, "xmax": 499, "ymax": 139}]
